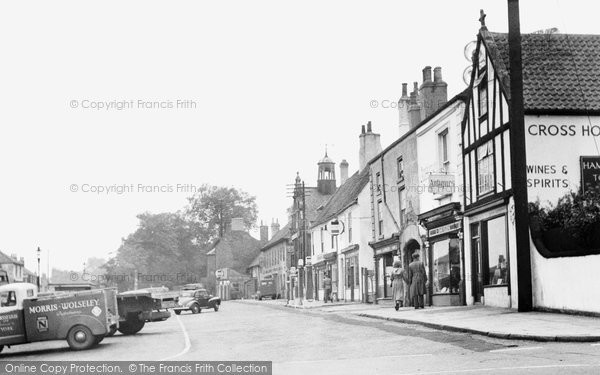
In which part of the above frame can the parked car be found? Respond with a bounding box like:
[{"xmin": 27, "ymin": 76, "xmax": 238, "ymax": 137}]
[{"xmin": 173, "ymin": 289, "xmax": 220, "ymax": 315}]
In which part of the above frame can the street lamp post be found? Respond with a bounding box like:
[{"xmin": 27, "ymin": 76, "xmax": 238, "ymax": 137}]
[{"xmin": 36, "ymin": 247, "xmax": 41, "ymax": 290}]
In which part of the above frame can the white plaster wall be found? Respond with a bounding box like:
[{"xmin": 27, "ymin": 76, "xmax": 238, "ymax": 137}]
[
  {"xmin": 525, "ymin": 114, "xmax": 600, "ymax": 313},
  {"xmin": 416, "ymin": 102, "xmax": 465, "ymax": 213}
]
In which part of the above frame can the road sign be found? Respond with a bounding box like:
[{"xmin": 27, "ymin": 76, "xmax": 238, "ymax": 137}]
[
  {"xmin": 215, "ymin": 269, "xmax": 224, "ymax": 279},
  {"xmin": 330, "ymin": 219, "xmax": 344, "ymax": 236}
]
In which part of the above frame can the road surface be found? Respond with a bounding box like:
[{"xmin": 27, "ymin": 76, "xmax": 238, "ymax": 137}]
[{"xmin": 3, "ymin": 301, "xmax": 600, "ymax": 375}]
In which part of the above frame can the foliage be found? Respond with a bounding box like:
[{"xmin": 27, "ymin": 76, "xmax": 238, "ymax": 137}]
[
  {"xmin": 529, "ymin": 186, "xmax": 600, "ymax": 248},
  {"xmin": 102, "ymin": 212, "xmax": 204, "ymax": 291},
  {"xmin": 184, "ymin": 185, "xmax": 258, "ymax": 243}
]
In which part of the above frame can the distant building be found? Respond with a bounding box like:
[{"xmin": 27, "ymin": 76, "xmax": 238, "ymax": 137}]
[
  {"xmin": 290, "ymin": 154, "xmax": 337, "ymax": 301},
  {"xmin": 0, "ymin": 251, "xmax": 25, "ymax": 283},
  {"xmin": 206, "ymin": 218, "xmax": 263, "ymax": 299},
  {"xmin": 258, "ymin": 223, "xmax": 291, "ymax": 299}
]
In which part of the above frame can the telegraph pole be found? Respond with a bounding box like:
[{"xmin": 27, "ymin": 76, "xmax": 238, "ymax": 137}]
[{"xmin": 507, "ymin": 0, "xmax": 533, "ymax": 311}]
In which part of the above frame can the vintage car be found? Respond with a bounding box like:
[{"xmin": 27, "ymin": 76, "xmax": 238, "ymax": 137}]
[{"xmin": 173, "ymin": 288, "xmax": 220, "ymax": 315}]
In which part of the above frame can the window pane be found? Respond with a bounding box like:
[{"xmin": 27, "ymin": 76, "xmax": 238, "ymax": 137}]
[
  {"xmin": 487, "ymin": 216, "xmax": 508, "ymax": 285},
  {"xmin": 432, "ymin": 240, "xmax": 450, "ymax": 294}
]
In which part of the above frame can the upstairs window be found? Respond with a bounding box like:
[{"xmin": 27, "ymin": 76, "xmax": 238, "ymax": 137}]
[
  {"xmin": 348, "ymin": 211, "xmax": 353, "ymax": 243},
  {"xmin": 438, "ymin": 129, "xmax": 449, "ymax": 172},
  {"xmin": 377, "ymin": 200, "xmax": 384, "ymax": 236},
  {"xmin": 376, "ymin": 172, "xmax": 382, "ymax": 195},
  {"xmin": 477, "ymin": 141, "xmax": 494, "ymax": 195},
  {"xmin": 397, "ymin": 157, "xmax": 404, "ymax": 183}
]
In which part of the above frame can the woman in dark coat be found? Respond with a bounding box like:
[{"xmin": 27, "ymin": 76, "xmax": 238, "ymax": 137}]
[
  {"xmin": 408, "ymin": 252, "xmax": 427, "ymax": 309},
  {"xmin": 390, "ymin": 260, "xmax": 407, "ymax": 311}
]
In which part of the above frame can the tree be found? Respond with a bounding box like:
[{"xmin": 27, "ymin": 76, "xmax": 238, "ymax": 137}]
[
  {"xmin": 184, "ymin": 185, "xmax": 258, "ymax": 243},
  {"xmin": 102, "ymin": 212, "xmax": 204, "ymax": 291}
]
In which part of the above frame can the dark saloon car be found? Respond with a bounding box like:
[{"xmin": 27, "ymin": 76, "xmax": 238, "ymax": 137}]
[{"xmin": 173, "ymin": 289, "xmax": 221, "ymax": 314}]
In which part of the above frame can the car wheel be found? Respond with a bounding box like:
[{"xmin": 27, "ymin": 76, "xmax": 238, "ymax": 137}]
[
  {"xmin": 67, "ymin": 325, "xmax": 95, "ymax": 351},
  {"xmin": 0, "ymin": 345, "xmax": 4, "ymax": 353},
  {"xmin": 118, "ymin": 318, "xmax": 145, "ymax": 335},
  {"xmin": 191, "ymin": 304, "xmax": 200, "ymax": 314},
  {"xmin": 174, "ymin": 310, "xmax": 181, "ymax": 315},
  {"xmin": 214, "ymin": 304, "xmax": 219, "ymax": 312},
  {"xmin": 258, "ymin": 296, "xmax": 263, "ymax": 301}
]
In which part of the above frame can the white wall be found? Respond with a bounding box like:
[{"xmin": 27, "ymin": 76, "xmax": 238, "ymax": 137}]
[
  {"xmin": 525, "ymin": 114, "xmax": 600, "ymax": 313},
  {"xmin": 416, "ymin": 101, "xmax": 465, "ymax": 213}
]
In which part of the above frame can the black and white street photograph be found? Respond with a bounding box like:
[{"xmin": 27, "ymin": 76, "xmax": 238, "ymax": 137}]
[{"xmin": 1, "ymin": 1, "xmax": 600, "ymax": 374}]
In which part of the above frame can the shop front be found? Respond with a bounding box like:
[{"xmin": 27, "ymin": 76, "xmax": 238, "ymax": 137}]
[
  {"xmin": 369, "ymin": 234, "xmax": 399, "ymax": 301},
  {"xmin": 419, "ymin": 202, "xmax": 465, "ymax": 306},
  {"xmin": 312, "ymin": 251, "xmax": 337, "ymax": 301},
  {"xmin": 340, "ymin": 244, "xmax": 360, "ymax": 302}
]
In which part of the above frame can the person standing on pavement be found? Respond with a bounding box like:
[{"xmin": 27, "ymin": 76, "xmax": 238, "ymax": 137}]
[
  {"xmin": 390, "ymin": 260, "xmax": 407, "ymax": 311},
  {"xmin": 323, "ymin": 272, "xmax": 332, "ymax": 303},
  {"xmin": 408, "ymin": 252, "xmax": 427, "ymax": 309}
]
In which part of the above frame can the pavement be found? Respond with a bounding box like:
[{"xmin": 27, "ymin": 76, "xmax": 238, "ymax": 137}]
[{"xmin": 241, "ymin": 298, "xmax": 600, "ymax": 342}]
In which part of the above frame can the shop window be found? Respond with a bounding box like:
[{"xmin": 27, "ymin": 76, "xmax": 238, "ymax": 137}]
[
  {"xmin": 486, "ymin": 216, "xmax": 508, "ymax": 285},
  {"xmin": 432, "ymin": 239, "xmax": 461, "ymax": 294},
  {"xmin": 477, "ymin": 141, "xmax": 494, "ymax": 195}
]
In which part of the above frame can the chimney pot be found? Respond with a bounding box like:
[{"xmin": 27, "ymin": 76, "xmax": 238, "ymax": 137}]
[
  {"xmin": 434, "ymin": 67, "xmax": 443, "ymax": 82},
  {"xmin": 422, "ymin": 66, "xmax": 432, "ymax": 83},
  {"xmin": 361, "ymin": 125, "xmax": 366, "ymax": 134},
  {"xmin": 367, "ymin": 121, "xmax": 372, "ymax": 132},
  {"xmin": 413, "ymin": 81, "xmax": 419, "ymax": 93},
  {"xmin": 402, "ymin": 83, "xmax": 408, "ymax": 97}
]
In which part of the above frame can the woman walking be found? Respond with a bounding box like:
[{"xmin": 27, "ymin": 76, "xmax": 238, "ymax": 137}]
[{"xmin": 390, "ymin": 260, "xmax": 407, "ymax": 311}]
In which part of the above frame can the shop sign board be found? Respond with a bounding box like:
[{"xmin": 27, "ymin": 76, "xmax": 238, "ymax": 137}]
[{"xmin": 428, "ymin": 221, "xmax": 462, "ymax": 238}]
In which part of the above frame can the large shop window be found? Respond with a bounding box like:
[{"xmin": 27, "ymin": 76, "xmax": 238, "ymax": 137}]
[
  {"xmin": 477, "ymin": 141, "xmax": 494, "ymax": 195},
  {"xmin": 432, "ymin": 239, "xmax": 461, "ymax": 294},
  {"xmin": 486, "ymin": 216, "xmax": 508, "ymax": 286}
]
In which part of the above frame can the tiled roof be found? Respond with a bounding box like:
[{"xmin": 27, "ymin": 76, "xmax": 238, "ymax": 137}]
[
  {"xmin": 261, "ymin": 223, "xmax": 291, "ymax": 251},
  {"xmin": 483, "ymin": 30, "xmax": 600, "ymax": 113},
  {"xmin": 0, "ymin": 250, "xmax": 23, "ymax": 265},
  {"xmin": 304, "ymin": 187, "xmax": 333, "ymax": 223},
  {"xmin": 312, "ymin": 168, "xmax": 370, "ymax": 227}
]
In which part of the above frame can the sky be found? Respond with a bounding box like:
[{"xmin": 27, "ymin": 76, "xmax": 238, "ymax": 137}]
[{"xmin": 1, "ymin": 0, "xmax": 598, "ymax": 273}]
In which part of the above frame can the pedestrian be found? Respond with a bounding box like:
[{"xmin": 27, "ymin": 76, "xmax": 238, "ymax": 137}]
[
  {"xmin": 408, "ymin": 251, "xmax": 427, "ymax": 309},
  {"xmin": 323, "ymin": 272, "xmax": 332, "ymax": 303},
  {"xmin": 390, "ymin": 260, "xmax": 407, "ymax": 311}
]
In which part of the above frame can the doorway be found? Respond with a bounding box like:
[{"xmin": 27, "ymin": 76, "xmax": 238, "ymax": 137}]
[{"xmin": 470, "ymin": 222, "xmax": 484, "ymax": 303}]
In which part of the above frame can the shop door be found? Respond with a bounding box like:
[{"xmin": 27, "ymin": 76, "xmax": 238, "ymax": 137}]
[
  {"xmin": 470, "ymin": 223, "xmax": 484, "ymax": 303},
  {"xmin": 384, "ymin": 254, "xmax": 393, "ymax": 298}
]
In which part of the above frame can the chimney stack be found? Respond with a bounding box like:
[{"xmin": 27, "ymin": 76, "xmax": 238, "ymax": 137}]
[
  {"xmin": 340, "ymin": 159, "xmax": 349, "ymax": 185},
  {"xmin": 398, "ymin": 82, "xmax": 410, "ymax": 137},
  {"xmin": 260, "ymin": 221, "xmax": 269, "ymax": 242},
  {"xmin": 434, "ymin": 66, "xmax": 443, "ymax": 82},
  {"xmin": 408, "ymin": 82, "xmax": 422, "ymax": 128},
  {"xmin": 230, "ymin": 217, "xmax": 245, "ymax": 232},
  {"xmin": 271, "ymin": 219, "xmax": 280, "ymax": 237},
  {"xmin": 420, "ymin": 65, "xmax": 448, "ymax": 118},
  {"xmin": 422, "ymin": 66, "xmax": 432, "ymax": 83},
  {"xmin": 359, "ymin": 122, "xmax": 382, "ymax": 170}
]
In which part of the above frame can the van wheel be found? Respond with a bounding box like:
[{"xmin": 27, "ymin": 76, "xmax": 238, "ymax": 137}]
[
  {"xmin": 0, "ymin": 345, "xmax": 4, "ymax": 353},
  {"xmin": 191, "ymin": 304, "xmax": 200, "ymax": 314},
  {"xmin": 93, "ymin": 335, "xmax": 104, "ymax": 345},
  {"xmin": 67, "ymin": 325, "xmax": 95, "ymax": 350},
  {"xmin": 213, "ymin": 304, "xmax": 219, "ymax": 312},
  {"xmin": 174, "ymin": 310, "xmax": 181, "ymax": 315},
  {"xmin": 118, "ymin": 318, "xmax": 145, "ymax": 335}
]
